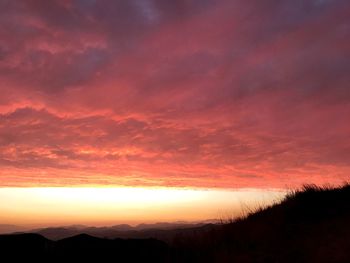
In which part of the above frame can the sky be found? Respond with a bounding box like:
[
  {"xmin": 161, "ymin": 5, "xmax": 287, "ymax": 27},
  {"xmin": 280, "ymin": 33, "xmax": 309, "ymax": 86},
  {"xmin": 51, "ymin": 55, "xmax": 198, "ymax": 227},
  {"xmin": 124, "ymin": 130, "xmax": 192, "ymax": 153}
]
[
  {"xmin": 0, "ymin": 0, "xmax": 349, "ymax": 226},
  {"xmin": 0, "ymin": 187, "xmax": 284, "ymax": 227}
]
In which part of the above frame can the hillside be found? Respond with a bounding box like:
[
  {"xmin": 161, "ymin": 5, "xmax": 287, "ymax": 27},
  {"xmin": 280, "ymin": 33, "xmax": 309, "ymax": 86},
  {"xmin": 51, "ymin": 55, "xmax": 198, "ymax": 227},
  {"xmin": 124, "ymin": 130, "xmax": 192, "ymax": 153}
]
[
  {"xmin": 1, "ymin": 184, "xmax": 350, "ymax": 262},
  {"xmin": 172, "ymin": 184, "xmax": 350, "ymax": 262},
  {"xmin": 0, "ymin": 233, "xmax": 168, "ymax": 262}
]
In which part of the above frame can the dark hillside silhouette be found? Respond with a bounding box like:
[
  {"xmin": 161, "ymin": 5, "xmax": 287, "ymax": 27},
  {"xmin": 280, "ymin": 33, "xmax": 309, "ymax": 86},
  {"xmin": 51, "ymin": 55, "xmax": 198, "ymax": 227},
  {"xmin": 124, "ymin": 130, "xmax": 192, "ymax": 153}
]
[
  {"xmin": 0, "ymin": 233, "xmax": 168, "ymax": 262},
  {"xmin": 1, "ymin": 184, "xmax": 350, "ymax": 262},
  {"xmin": 172, "ymin": 184, "xmax": 350, "ymax": 262}
]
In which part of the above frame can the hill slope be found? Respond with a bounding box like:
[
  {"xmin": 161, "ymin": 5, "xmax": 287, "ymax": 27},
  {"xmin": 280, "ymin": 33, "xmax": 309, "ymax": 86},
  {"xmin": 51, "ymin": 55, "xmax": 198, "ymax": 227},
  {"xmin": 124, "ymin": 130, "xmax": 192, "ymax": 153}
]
[
  {"xmin": 172, "ymin": 184, "xmax": 350, "ymax": 262},
  {"xmin": 0, "ymin": 233, "xmax": 168, "ymax": 262}
]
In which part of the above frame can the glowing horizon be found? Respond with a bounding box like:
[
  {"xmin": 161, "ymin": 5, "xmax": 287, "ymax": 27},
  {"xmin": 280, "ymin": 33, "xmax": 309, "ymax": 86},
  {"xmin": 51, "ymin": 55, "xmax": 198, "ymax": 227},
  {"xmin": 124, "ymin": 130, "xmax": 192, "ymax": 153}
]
[{"xmin": 0, "ymin": 187, "xmax": 285, "ymax": 227}]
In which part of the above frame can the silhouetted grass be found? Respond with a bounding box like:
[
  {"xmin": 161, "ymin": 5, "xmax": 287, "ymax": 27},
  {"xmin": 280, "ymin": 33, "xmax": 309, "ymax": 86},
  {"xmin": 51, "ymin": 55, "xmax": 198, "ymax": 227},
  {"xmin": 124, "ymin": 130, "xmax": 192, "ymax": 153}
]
[{"xmin": 171, "ymin": 183, "xmax": 350, "ymax": 262}]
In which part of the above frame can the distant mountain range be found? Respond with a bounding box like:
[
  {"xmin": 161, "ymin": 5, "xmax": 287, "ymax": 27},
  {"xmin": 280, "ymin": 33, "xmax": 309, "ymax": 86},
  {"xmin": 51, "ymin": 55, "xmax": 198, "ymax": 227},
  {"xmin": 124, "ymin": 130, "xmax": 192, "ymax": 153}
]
[
  {"xmin": 0, "ymin": 224, "xmax": 28, "ymax": 234},
  {"xmin": 30, "ymin": 221, "xmax": 218, "ymax": 242},
  {"xmin": 0, "ymin": 220, "xmax": 218, "ymax": 242}
]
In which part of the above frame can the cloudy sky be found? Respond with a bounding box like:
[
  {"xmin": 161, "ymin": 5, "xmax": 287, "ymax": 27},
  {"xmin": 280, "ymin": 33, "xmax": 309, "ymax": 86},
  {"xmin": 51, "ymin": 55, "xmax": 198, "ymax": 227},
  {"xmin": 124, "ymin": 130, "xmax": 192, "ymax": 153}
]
[{"xmin": 0, "ymin": 0, "xmax": 349, "ymax": 188}]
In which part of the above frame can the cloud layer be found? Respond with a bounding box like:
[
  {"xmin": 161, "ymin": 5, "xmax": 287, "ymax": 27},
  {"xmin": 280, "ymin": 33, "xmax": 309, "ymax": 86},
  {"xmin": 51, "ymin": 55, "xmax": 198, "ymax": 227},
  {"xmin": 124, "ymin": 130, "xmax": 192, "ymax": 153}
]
[{"xmin": 0, "ymin": 0, "xmax": 349, "ymax": 188}]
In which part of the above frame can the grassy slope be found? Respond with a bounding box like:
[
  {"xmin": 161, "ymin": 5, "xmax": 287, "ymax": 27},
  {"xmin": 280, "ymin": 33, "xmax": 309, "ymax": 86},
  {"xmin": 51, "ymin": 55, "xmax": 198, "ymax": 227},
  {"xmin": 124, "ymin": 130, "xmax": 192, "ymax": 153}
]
[{"xmin": 172, "ymin": 184, "xmax": 350, "ymax": 262}]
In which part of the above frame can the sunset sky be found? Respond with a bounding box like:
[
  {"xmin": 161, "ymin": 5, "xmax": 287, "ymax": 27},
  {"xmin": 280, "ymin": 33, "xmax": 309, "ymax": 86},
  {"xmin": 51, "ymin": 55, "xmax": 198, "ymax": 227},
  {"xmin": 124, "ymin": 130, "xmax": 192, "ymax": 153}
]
[{"xmin": 0, "ymin": 0, "xmax": 349, "ymax": 226}]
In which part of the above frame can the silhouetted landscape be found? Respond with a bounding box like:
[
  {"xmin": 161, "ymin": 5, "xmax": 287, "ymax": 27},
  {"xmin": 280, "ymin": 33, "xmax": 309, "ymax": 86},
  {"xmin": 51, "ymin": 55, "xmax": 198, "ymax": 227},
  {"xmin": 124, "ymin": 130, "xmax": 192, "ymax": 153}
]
[
  {"xmin": 1, "ymin": 1, "xmax": 349, "ymax": 262},
  {"xmin": 1, "ymin": 184, "xmax": 350, "ymax": 262}
]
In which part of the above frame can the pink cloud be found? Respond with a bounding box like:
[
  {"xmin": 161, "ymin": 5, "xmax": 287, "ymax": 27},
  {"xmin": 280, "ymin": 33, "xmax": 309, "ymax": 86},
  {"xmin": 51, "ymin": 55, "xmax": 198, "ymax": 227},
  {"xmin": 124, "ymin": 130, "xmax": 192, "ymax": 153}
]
[{"xmin": 0, "ymin": 0, "xmax": 349, "ymax": 188}]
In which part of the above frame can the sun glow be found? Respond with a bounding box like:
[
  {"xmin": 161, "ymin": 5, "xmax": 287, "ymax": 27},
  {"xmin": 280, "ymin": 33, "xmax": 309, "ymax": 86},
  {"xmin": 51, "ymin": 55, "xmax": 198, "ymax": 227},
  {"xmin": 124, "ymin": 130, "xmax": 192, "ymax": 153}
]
[{"xmin": 0, "ymin": 187, "xmax": 285, "ymax": 227}]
